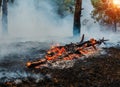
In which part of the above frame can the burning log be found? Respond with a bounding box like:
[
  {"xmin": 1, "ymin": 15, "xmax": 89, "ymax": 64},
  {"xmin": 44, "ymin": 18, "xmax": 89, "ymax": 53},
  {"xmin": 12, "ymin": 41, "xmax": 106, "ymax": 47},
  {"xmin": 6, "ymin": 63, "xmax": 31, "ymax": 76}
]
[
  {"xmin": 26, "ymin": 36, "xmax": 108, "ymax": 68},
  {"xmin": 26, "ymin": 58, "xmax": 47, "ymax": 68}
]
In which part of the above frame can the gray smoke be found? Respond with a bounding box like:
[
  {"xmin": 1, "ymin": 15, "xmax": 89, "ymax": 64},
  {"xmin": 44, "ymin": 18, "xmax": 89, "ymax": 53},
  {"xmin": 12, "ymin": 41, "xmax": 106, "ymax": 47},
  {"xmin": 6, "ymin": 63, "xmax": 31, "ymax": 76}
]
[
  {"xmin": 0, "ymin": 0, "xmax": 119, "ymax": 43},
  {"xmin": 6, "ymin": 0, "xmax": 72, "ymax": 41},
  {"xmin": 0, "ymin": 0, "xmax": 120, "ymax": 82},
  {"xmin": 0, "ymin": 0, "xmax": 119, "ymax": 58}
]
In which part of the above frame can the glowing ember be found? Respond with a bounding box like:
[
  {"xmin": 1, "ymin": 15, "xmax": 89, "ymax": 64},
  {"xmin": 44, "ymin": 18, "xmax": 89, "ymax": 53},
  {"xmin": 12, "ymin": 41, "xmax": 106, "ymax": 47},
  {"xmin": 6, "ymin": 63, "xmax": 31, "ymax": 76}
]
[
  {"xmin": 46, "ymin": 46, "xmax": 66, "ymax": 60},
  {"xmin": 26, "ymin": 62, "xmax": 31, "ymax": 67},
  {"xmin": 45, "ymin": 39, "xmax": 98, "ymax": 61},
  {"xmin": 26, "ymin": 36, "xmax": 108, "ymax": 69}
]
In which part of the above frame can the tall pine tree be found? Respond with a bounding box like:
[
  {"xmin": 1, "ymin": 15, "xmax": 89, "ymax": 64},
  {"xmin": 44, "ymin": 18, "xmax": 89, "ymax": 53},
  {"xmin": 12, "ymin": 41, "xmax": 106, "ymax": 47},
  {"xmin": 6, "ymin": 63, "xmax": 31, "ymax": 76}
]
[{"xmin": 73, "ymin": 0, "xmax": 82, "ymax": 37}]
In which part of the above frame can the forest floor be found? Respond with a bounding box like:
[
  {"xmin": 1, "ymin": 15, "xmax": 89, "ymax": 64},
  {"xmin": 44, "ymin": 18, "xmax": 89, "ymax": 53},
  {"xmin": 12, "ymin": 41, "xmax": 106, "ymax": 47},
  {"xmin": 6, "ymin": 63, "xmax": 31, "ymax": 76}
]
[{"xmin": 0, "ymin": 42, "xmax": 120, "ymax": 87}]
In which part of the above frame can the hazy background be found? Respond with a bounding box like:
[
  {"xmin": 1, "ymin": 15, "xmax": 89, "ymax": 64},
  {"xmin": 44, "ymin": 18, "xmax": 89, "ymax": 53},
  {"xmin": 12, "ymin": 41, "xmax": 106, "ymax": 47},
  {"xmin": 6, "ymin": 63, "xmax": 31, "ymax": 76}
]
[
  {"xmin": 0, "ymin": 0, "xmax": 120, "ymax": 43},
  {"xmin": 1, "ymin": 0, "xmax": 73, "ymax": 42},
  {"xmin": 0, "ymin": 0, "xmax": 120, "ymax": 81}
]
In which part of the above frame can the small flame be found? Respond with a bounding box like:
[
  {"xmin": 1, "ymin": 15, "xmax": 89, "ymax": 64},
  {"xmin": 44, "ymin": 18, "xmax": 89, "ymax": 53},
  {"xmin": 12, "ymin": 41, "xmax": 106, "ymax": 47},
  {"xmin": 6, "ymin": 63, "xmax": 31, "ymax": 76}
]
[
  {"xmin": 26, "ymin": 62, "xmax": 32, "ymax": 67},
  {"xmin": 45, "ymin": 42, "xmax": 97, "ymax": 61},
  {"xmin": 46, "ymin": 46, "xmax": 66, "ymax": 60},
  {"xmin": 26, "ymin": 37, "xmax": 103, "ymax": 68}
]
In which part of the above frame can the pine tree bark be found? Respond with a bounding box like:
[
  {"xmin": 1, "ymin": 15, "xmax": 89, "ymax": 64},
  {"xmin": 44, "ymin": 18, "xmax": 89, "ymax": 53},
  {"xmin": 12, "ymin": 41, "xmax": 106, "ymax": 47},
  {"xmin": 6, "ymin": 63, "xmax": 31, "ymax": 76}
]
[
  {"xmin": 0, "ymin": 0, "xmax": 2, "ymax": 7},
  {"xmin": 2, "ymin": 0, "xmax": 8, "ymax": 34},
  {"xmin": 73, "ymin": 0, "xmax": 82, "ymax": 37},
  {"xmin": 114, "ymin": 21, "xmax": 117, "ymax": 32},
  {"xmin": 0, "ymin": 0, "xmax": 2, "ymax": 12}
]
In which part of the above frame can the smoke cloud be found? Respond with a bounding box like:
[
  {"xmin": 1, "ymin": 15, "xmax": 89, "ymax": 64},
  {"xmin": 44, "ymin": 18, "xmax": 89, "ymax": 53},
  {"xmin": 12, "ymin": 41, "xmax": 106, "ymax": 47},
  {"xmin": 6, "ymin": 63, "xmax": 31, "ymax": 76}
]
[
  {"xmin": 0, "ymin": 0, "xmax": 120, "ymax": 82},
  {"xmin": 0, "ymin": 0, "xmax": 119, "ymax": 50},
  {"xmin": 0, "ymin": 0, "xmax": 119, "ymax": 43},
  {"xmin": 7, "ymin": 0, "xmax": 72, "ymax": 42}
]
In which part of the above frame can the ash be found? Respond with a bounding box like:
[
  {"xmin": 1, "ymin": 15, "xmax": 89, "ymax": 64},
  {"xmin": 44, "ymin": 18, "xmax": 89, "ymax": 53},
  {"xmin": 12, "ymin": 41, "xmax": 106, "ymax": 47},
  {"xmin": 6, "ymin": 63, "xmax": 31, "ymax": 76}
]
[
  {"xmin": 43, "ymin": 48, "xmax": 103, "ymax": 69},
  {"xmin": 0, "ymin": 41, "xmax": 120, "ymax": 87}
]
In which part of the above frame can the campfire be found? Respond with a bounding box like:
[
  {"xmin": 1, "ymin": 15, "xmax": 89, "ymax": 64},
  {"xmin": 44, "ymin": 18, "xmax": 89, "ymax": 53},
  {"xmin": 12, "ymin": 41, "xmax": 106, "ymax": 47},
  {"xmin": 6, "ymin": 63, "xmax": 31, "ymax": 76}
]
[{"xmin": 26, "ymin": 35, "xmax": 108, "ymax": 69}]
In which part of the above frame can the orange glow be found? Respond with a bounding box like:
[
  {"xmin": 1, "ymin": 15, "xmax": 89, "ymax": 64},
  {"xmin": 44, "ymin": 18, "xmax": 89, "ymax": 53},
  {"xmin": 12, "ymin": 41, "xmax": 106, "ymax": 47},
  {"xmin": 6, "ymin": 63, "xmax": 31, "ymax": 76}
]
[
  {"xmin": 26, "ymin": 62, "xmax": 31, "ymax": 67},
  {"xmin": 26, "ymin": 38, "xmax": 101, "ymax": 69},
  {"xmin": 45, "ymin": 43, "xmax": 97, "ymax": 61},
  {"xmin": 46, "ymin": 46, "xmax": 66, "ymax": 60},
  {"xmin": 90, "ymin": 38, "xmax": 97, "ymax": 44},
  {"xmin": 113, "ymin": 0, "xmax": 120, "ymax": 7}
]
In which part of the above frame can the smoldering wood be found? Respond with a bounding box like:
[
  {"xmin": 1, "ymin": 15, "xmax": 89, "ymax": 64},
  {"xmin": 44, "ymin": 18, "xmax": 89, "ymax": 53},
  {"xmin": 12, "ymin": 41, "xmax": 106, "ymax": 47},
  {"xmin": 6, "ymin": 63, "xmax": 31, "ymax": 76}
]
[
  {"xmin": 26, "ymin": 36, "xmax": 108, "ymax": 69},
  {"xmin": 26, "ymin": 59, "xmax": 47, "ymax": 68}
]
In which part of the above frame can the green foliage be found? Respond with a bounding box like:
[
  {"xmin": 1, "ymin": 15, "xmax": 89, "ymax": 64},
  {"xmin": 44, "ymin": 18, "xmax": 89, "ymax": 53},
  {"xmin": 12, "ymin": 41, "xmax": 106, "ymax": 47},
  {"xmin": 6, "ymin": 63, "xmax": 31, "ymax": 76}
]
[
  {"xmin": 91, "ymin": 0, "xmax": 120, "ymax": 26},
  {"xmin": 9, "ymin": 0, "xmax": 14, "ymax": 3},
  {"xmin": 91, "ymin": 0, "xmax": 101, "ymax": 8},
  {"xmin": 1, "ymin": 0, "xmax": 74, "ymax": 17},
  {"xmin": 53, "ymin": 0, "xmax": 74, "ymax": 17},
  {"xmin": 34, "ymin": 0, "xmax": 75, "ymax": 17}
]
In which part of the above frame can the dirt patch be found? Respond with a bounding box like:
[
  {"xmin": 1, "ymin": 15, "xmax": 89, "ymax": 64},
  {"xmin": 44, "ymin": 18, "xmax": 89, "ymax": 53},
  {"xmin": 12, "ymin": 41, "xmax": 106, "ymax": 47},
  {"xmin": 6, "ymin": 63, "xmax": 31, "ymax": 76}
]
[{"xmin": 0, "ymin": 47, "xmax": 120, "ymax": 87}]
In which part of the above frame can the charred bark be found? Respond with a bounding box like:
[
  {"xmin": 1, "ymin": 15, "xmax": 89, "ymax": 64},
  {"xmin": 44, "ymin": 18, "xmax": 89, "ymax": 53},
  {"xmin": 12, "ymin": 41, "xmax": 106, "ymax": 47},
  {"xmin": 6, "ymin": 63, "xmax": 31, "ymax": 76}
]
[
  {"xmin": 2, "ymin": 0, "xmax": 8, "ymax": 34},
  {"xmin": 73, "ymin": 0, "xmax": 82, "ymax": 37},
  {"xmin": 0, "ymin": 0, "xmax": 2, "ymax": 7},
  {"xmin": 26, "ymin": 59, "xmax": 47, "ymax": 68},
  {"xmin": 114, "ymin": 21, "xmax": 117, "ymax": 32},
  {"xmin": 26, "ymin": 37, "xmax": 108, "ymax": 69},
  {"xmin": 0, "ymin": 0, "xmax": 2, "ymax": 12}
]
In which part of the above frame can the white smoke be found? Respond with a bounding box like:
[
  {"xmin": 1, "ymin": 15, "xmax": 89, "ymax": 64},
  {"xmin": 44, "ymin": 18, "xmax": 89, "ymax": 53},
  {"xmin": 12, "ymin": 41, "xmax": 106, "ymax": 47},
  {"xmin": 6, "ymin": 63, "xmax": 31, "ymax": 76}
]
[
  {"xmin": 0, "ymin": 0, "xmax": 119, "ymax": 58},
  {"xmin": 0, "ymin": 0, "xmax": 119, "ymax": 43},
  {"xmin": 0, "ymin": 0, "xmax": 120, "ymax": 82},
  {"xmin": 6, "ymin": 0, "xmax": 72, "ymax": 42}
]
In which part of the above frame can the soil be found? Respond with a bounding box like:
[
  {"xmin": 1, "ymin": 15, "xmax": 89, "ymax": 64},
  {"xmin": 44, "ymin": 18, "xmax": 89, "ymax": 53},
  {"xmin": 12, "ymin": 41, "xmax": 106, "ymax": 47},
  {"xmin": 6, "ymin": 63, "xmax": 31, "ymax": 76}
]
[{"xmin": 0, "ymin": 42, "xmax": 120, "ymax": 87}]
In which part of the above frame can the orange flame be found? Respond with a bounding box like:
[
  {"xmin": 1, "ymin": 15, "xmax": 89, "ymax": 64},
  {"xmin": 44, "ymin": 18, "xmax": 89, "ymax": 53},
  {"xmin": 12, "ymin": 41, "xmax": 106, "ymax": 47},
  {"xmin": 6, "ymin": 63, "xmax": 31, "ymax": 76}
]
[
  {"xmin": 46, "ymin": 46, "xmax": 66, "ymax": 60},
  {"xmin": 45, "ymin": 42, "xmax": 97, "ymax": 61},
  {"xmin": 26, "ymin": 62, "xmax": 32, "ymax": 67}
]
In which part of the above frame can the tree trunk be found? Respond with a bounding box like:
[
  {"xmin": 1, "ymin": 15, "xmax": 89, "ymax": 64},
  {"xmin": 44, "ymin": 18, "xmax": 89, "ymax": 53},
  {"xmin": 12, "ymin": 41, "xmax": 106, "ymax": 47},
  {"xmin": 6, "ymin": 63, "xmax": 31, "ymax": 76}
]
[
  {"xmin": 73, "ymin": 0, "xmax": 82, "ymax": 37},
  {"xmin": 114, "ymin": 21, "xmax": 117, "ymax": 32},
  {"xmin": 0, "ymin": 0, "xmax": 2, "ymax": 12},
  {"xmin": 0, "ymin": 0, "xmax": 2, "ymax": 7},
  {"xmin": 2, "ymin": 0, "xmax": 8, "ymax": 34}
]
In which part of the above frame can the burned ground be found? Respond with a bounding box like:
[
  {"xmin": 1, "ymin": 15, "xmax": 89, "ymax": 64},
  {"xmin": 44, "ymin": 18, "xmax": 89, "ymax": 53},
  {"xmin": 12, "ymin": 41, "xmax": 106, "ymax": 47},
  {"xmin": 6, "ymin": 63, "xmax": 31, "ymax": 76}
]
[{"xmin": 0, "ymin": 42, "xmax": 120, "ymax": 87}]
